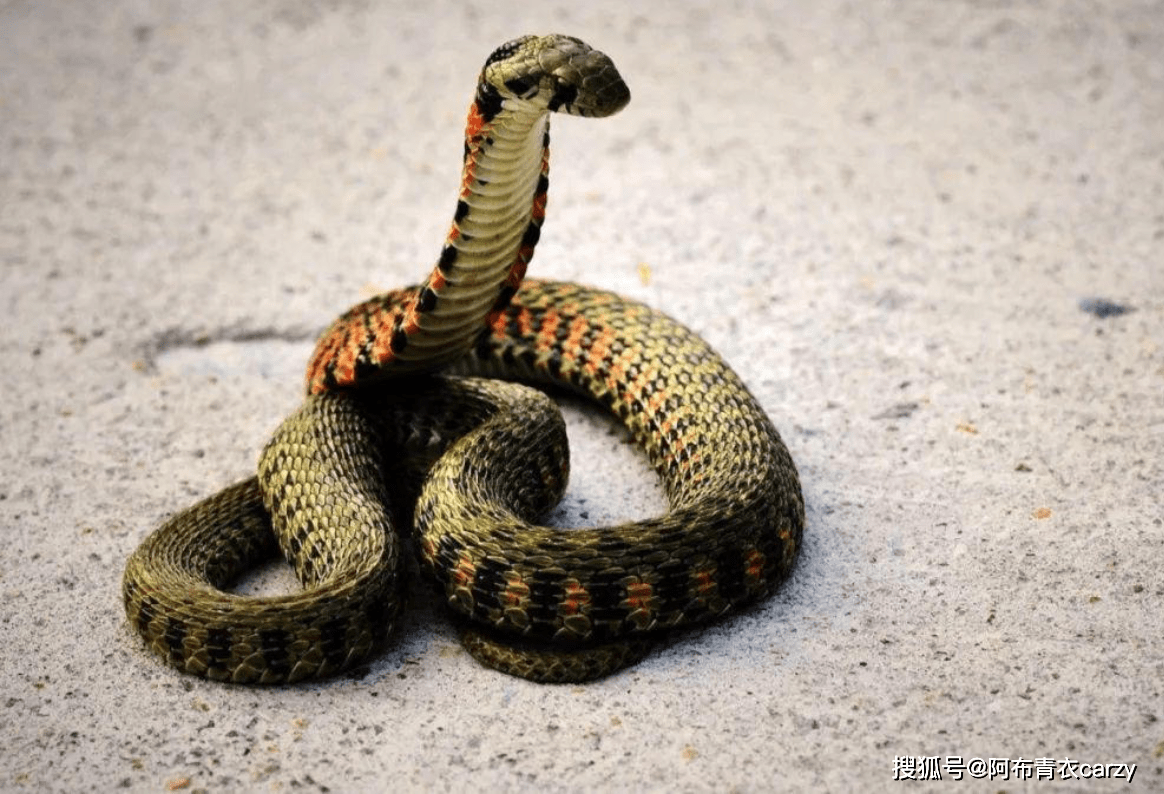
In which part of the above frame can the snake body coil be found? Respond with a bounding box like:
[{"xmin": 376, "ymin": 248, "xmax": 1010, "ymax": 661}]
[{"xmin": 123, "ymin": 34, "xmax": 804, "ymax": 684}]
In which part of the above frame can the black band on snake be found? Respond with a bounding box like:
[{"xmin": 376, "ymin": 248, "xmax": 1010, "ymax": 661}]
[{"xmin": 122, "ymin": 34, "xmax": 805, "ymax": 684}]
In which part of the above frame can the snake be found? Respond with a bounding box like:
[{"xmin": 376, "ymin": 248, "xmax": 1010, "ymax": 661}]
[{"xmin": 122, "ymin": 34, "xmax": 805, "ymax": 684}]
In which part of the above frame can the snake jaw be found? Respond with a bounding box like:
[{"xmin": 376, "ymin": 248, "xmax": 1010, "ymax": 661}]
[{"xmin": 481, "ymin": 33, "xmax": 630, "ymax": 119}]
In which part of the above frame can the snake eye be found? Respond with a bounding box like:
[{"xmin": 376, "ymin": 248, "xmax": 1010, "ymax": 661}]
[{"xmin": 504, "ymin": 77, "xmax": 537, "ymax": 98}]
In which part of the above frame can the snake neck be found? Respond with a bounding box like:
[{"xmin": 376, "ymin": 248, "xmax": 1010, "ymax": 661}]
[
  {"xmin": 305, "ymin": 35, "xmax": 630, "ymax": 394},
  {"xmin": 386, "ymin": 97, "xmax": 551, "ymax": 369}
]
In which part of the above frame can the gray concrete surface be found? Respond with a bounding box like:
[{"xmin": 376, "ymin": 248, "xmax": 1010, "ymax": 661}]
[{"xmin": 2, "ymin": 1, "xmax": 1161, "ymax": 791}]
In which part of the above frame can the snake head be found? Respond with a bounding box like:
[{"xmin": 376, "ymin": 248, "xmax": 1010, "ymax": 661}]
[{"xmin": 479, "ymin": 34, "xmax": 630, "ymax": 118}]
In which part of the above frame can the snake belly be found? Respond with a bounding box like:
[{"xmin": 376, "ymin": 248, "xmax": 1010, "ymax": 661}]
[{"xmin": 122, "ymin": 34, "xmax": 805, "ymax": 684}]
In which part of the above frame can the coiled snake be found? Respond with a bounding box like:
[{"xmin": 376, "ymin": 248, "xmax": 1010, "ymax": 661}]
[{"xmin": 122, "ymin": 34, "xmax": 805, "ymax": 684}]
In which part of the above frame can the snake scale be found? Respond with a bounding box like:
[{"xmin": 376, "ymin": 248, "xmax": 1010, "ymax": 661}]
[{"xmin": 123, "ymin": 34, "xmax": 805, "ymax": 684}]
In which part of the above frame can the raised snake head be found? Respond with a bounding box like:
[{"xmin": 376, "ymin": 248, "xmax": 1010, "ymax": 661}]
[{"xmin": 477, "ymin": 33, "xmax": 631, "ymax": 119}]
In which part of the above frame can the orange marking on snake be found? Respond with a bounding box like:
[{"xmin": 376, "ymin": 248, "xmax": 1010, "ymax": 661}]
[
  {"xmin": 692, "ymin": 569, "xmax": 715, "ymax": 597},
  {"xmin": 560, "ymin": 581, "xmax": 591, "ymax": 616},
  {"xmin": 744, "ymin": 548, "xmax": 766, "ymax": 583},
  {"xmin": 369, "ymin": 308, "xmax": 398, "ymax": 364},
  {"xmin": 530, "ymin": 188, "xmax": 547, "ymax": 221},
  {"xmin": 330, "ymin": 321, "xmax": 364, "ymax": 387},
  {"xmin": 603, "ymin": 347, "xmax": 635, "ymax": 395},
  {"xmin": 464, "ymin": 101, "xmax": 487, "ymax": 140},
  {"xmin": 505, "ymin": 260, "xmax": 528, "ymax": 289},
  {"xmin": 502, "ymin": 573, "xmax": 530, "ymax": 607},
  {"xmin": 560, "ymin": 315, "xmax": 589, "ymax": 367},
  {"xmin": 584, "ymin": 325, "xmax": 616, "ymax": 377},
  {"xmin": 451, "ymin": 554, "xmax": 476, "ymax": 589},
  {"xmin": 427, "ymin": 270, "xmax": 447, "ymax": 292},
  {"xmin": 306, "ymin": 337, "xmax": 339, "ymax": 392},
  {"xmin": 646, "ymin": 389, "xmax": 666, "ymax": 415},
  {"xmin": 459, "ymin": 107, "xmax": 490, "ymax": 199},
  {"xmin": 510, "ymin": 306, "xmax": 534, "ymax": 337},
  {"xmin": 488, "ymin": 311, "xmax": 508, "ymax": 338},
  {"xmin": 624, "ymin": 580, "xmax": 654, "ymax": 611},
  {"xmin": 400, "ymin": 301, "xmax": 421, "ymax": 336},
  {"xmin": 669, "ymin": 430, "xmax": 702, "ymax": 468},
  {"xmin": 459, "ymin": 169, "xmax": 476, "ymax": 199},
  {"xmin": 534, "ymin": 310, "xmax": 561, "ymax": 353}
]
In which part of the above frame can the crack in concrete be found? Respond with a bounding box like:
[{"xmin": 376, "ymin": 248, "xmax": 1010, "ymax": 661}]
[{"xmin": 137, "ymin": 324, "xmax": 318, "ymax": 374}]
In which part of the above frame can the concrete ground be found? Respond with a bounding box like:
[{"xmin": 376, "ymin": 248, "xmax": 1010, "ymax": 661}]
[{"xmin": 2, "ymin": 1, "xmax": 1160, "ymax": 791}]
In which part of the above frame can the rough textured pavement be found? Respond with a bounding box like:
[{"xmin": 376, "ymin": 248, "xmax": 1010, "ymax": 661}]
[{"xmin": 2, "ymin": 1, "xmax": 1161, "ymax": 791}]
